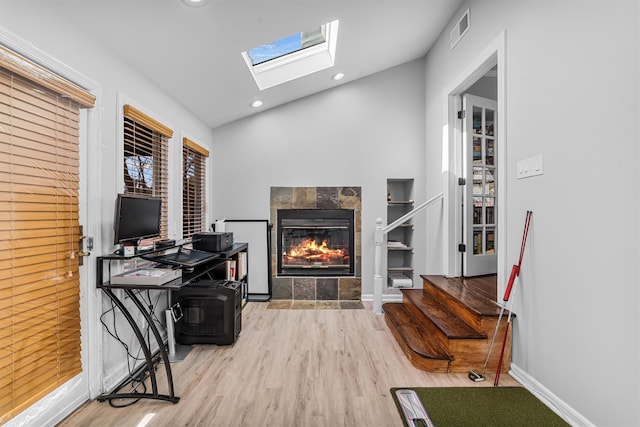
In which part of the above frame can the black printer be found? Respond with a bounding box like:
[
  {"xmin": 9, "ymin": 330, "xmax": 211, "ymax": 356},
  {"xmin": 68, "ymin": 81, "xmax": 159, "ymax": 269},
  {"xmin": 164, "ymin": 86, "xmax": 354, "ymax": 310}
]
[{"xmin": 192, "ymin": 231, "xmax": 233, "ymax": 252}]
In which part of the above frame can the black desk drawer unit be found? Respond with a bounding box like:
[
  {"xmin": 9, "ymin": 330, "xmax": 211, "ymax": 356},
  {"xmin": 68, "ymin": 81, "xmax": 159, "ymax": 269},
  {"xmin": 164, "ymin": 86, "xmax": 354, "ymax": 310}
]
[{"xmin": 172, "ymin": 280, "xmax": 242, "ymax": 345}]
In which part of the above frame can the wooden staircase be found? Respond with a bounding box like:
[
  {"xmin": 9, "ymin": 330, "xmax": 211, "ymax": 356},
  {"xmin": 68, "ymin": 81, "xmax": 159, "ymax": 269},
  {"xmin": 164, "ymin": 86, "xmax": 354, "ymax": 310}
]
[{"xmin": 383, "ymin": 274, "xmax": 513, "ymax": 373}]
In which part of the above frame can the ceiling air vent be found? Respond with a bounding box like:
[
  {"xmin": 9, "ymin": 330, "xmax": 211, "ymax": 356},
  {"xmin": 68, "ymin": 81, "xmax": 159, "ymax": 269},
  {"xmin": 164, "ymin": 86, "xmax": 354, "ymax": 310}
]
[{"xmin": 450, "ymin": 8, "xmax": 470, "ymax": 50}]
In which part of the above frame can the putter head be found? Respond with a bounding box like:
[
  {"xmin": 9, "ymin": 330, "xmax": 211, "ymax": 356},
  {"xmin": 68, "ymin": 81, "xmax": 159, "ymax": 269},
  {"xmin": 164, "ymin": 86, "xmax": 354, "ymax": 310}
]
[{"xmin": 468, "ymin": 370, "xmax": 486, "ymax": 382}]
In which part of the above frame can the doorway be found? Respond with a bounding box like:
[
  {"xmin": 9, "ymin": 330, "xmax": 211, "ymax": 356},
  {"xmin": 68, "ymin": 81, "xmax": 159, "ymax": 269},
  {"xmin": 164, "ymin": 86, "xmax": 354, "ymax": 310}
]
[
  {"xmin": 442, "ymin": 32, "xmax": 506, "ymax": 297},
  {"xmin": 0, "ymin": 28, "xmax": 102, "ymax": 425}
]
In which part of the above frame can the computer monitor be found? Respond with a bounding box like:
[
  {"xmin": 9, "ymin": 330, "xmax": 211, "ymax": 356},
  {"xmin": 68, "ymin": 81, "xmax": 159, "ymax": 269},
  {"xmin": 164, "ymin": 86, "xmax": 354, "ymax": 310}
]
[{"xmin": 113, "ymin": 194, "xmax": 162, "ymax": 245}]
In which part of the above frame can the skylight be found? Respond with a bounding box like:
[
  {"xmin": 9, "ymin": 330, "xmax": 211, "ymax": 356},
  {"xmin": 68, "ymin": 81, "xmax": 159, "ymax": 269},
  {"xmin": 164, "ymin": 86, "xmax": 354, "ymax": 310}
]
[
  {"xmin": 247, "ymin": 26, "xmax": 327, "ymax": 66},
  {"xmin": 242, "ymin": 20, "xmax": 339, "ymax": 90}
]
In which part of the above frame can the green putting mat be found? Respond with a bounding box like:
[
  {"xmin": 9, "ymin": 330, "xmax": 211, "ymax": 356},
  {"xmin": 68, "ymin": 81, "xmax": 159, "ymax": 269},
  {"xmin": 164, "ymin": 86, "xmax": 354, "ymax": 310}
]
[{"xmin": 391, "ymin": 387, "xmax": 570, "ymax": 427}]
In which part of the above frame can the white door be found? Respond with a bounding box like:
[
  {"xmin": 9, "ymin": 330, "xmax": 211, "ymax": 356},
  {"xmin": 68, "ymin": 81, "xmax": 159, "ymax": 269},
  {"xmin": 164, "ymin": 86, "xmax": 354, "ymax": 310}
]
[
  {"xmin": 0, "ymin": 37, "xmax": 97, "ymax": 426},
  {"xmin": 462, "ymin": 94, "xmax": 497, "ymax": 276}
]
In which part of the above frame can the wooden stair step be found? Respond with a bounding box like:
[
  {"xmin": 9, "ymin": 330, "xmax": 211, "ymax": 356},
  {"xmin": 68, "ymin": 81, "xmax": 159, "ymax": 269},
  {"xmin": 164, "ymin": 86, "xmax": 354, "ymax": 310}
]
[
  {"xmin": 402, "ymin": 289, "xmax": 486, "ymax": 340},
  {"xmin": 421, "ymin": 275, "xmax": 504, "ymax": 317},
  {"xmin": 383, "ymin": 274, "xmax": 514, "ymax": 373},
  {"xmin": 382, "ymin": 303, "xmax": 452, "ymax": 367},
  {"xmin": 421, "ymin": 275, "xmax": 514, "ymax": 333}
]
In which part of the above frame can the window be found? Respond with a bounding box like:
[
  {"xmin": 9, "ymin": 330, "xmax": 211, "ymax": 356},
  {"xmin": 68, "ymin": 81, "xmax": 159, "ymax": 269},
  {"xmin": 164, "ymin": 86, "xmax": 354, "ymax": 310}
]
[
  {"xmin": 122, "ymin": 105, "xmax": 173, "ymax": 239},
  {"xmin": 0, "ymin": 45, "xmax": 94, "ymax": 423},
  {"xmin": 246, "ymin": 25, "xmax": 327, "ymax": 66},
  {"xmin": 182, "ymin": 138, "xmax": 208, "ymax": 239},
  {"xmin": 242, "ymin": 20, "xmax": 339, "ymax": 90}
]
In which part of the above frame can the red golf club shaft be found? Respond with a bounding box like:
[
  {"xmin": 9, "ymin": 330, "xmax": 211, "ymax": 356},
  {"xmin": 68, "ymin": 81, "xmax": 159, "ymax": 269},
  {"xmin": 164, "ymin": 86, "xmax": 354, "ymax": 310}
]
[
  {"xmin": 494, "ymin": 211, "xmax": 532, "ymax": 386},
  {"xmin": 503, "ymin": 265, "xmax": 519, "ymax": 302}
]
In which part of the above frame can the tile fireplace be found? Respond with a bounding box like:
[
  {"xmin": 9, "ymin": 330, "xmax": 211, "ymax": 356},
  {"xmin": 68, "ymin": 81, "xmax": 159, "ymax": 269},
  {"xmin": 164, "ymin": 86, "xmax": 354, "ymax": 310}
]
[{"xmin": 270, "ymin": 186, "xmax": 362, "ymax": 303}]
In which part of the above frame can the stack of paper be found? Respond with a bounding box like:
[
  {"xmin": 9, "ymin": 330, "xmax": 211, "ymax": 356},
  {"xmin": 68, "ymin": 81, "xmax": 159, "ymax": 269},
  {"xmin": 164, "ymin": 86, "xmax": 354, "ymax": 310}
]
[
  {"xmin": 387, "ymin": 240, "xmax": 408, "ymax": 249},
  {"xmin": 237, "ymin": 252, "xmax": 247, "ymax": 280},
  {"xmin": 111, "ymin": 268, "xmax": 181, "ymax": 285},
  {"xmin": 388, "ymin": 273, "xmax": 413, "ymax": 288}
]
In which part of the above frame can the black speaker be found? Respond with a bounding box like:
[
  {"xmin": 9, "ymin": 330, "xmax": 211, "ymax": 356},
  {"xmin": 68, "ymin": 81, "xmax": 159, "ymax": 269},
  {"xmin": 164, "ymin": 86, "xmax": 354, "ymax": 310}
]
[{"xmin": 172, "ymin": 280, "xmax": 242, "ymax": 345}]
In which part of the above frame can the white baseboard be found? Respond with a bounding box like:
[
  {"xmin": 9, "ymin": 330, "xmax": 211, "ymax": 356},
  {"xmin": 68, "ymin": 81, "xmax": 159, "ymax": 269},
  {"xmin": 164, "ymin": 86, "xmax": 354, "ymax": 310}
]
[
  {"xmin": 101, "ymin": 362, "xmax": 132, "ymax": 393},
  {"xmin": 101, "ymin": 339, "xmax": 164, "ymax": 392},
  {"xmin": 510, "ymin": 364, "xmax": 595, "ymax": 427},
  {"xmin": 4, "ymin": 377, "xmax": 89, "ymax": 427},
  {"xmin": 360, "ymin": 293, "xmax": 404, "ymax": 304}
]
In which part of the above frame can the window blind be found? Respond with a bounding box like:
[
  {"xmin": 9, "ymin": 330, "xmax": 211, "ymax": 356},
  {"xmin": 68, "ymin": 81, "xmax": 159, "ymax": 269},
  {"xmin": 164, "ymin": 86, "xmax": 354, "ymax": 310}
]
[
  {"xmin": 122, "ymin": 105, "xmax": 171, "ymax": 240},
  {"xmin": 182, "ymin": 137, "xmax": 208, "ymax": 239},
  {"xmin": 0, "ymin": 53, "xmax": 94, "ymax": 422}
]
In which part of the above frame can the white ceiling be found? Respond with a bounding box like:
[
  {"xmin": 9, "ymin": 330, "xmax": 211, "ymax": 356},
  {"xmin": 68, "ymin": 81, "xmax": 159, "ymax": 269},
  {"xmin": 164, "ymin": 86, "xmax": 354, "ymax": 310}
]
[{"xmin": 45, "ymin": 0, "xmax": 464, "ymax": 129}]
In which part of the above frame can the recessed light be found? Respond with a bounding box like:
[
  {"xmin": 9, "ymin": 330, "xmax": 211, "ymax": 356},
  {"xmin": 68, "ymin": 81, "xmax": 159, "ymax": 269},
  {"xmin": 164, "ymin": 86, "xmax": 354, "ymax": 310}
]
[
  {"xmin": 332, "ymin": 72, "xmax": 345, "ymax": 81},
  {"xmin": 251, "ymin": 100, "xmax": 263, "ymax": 108},
  {"xmin": 181, "ymin": 0, "xmax": 208, "ymax": 7}
]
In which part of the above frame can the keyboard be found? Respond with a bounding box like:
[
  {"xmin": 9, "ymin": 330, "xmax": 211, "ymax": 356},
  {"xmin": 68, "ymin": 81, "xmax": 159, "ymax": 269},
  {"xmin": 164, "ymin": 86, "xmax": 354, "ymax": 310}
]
[{"xmin": 143, "ymin": 248, "xmax": 220, "ymax": 268}]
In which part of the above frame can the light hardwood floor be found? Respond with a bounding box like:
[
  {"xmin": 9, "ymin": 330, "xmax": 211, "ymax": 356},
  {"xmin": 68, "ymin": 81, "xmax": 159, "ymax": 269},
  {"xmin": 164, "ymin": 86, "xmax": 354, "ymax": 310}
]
[{"xmin": 58, "ymin": 302, "xmax": 519, "ymax": 426}]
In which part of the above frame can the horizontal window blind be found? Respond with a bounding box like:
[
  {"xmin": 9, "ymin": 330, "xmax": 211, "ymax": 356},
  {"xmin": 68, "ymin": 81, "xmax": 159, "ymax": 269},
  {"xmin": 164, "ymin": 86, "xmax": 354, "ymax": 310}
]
[
  {"xmin": 0, "ymin": 58, "xmax": 93, "ymax": 422},
  {"xmin": 0, "ymin": 44, "xmax": 95, "ymax": 108},
  {"xmin": 123, "ymin": 105, "xmax": 171, "ymax": 239},
  {"xmin": 182, "ymin": 138, "xmax": 208, "ymax": 239},
  {"xmin": 123, "ymin": 105, "xmax": 173, "ymax": 138}
]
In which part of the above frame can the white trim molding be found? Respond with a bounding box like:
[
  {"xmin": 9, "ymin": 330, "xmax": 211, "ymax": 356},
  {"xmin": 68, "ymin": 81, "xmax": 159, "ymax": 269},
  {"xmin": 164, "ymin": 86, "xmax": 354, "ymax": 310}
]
[
  {"xmin": 441, "ymin": 30, "xmax": 507, "ymax": 297},
  {"xmin": 510, "ymin": 364, "xmax": 595, "ymax": 427}
]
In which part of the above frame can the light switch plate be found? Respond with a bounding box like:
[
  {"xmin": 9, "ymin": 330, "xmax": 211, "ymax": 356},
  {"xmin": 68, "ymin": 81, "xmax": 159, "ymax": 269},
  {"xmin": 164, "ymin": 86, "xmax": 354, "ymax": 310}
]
[{"xmin": 517, "ymin": 155, "xmax": 543, "ymax": 179}]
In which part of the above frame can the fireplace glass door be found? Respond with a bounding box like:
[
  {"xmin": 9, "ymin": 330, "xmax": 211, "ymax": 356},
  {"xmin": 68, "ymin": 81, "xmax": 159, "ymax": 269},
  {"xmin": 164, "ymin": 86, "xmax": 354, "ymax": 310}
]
[{"xmin": 277, "ymin": 209, "xmax": 354, "ymax": 276}]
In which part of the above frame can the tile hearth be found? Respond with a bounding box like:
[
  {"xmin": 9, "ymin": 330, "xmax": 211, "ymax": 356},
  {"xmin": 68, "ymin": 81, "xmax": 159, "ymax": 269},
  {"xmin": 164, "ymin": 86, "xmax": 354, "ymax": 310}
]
[{"xmin": 266, "ymin": 300, "xmax": 364, "ymax": 310}]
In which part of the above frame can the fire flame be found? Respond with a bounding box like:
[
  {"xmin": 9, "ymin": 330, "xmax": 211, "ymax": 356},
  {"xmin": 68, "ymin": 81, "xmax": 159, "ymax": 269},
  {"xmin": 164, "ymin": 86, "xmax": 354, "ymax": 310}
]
[{"xmin": 283, "ymin": 238, "xmax": 347, "ymax": 263}]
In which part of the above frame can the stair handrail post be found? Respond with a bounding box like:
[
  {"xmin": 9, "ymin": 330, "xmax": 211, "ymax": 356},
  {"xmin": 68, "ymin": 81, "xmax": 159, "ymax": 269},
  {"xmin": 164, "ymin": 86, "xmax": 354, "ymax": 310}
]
[
  {"xmin": 374, "ymin": 218, "xmax": 384, "ymax": 314},
  {"xmin": 373, "ymin": 192, "xmax": 443, "ymax": 314}
]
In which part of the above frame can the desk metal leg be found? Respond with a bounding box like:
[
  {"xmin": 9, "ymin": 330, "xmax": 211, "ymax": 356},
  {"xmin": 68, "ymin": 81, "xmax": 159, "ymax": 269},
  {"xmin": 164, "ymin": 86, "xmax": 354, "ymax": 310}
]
[
  {"xmin": 125, "ymin": 289, "xmax": 178, "ymax": 401},
  {"xmin": 97, "ymin": 289, "xmax": 180, "ymax": 403}
]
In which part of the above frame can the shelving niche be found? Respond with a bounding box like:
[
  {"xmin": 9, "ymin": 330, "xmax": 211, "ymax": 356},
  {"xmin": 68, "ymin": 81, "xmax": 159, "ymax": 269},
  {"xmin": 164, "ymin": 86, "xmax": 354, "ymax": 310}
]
[{"xmin": 386, "ymin": 178, "xmax": 414, "ymax": 288}]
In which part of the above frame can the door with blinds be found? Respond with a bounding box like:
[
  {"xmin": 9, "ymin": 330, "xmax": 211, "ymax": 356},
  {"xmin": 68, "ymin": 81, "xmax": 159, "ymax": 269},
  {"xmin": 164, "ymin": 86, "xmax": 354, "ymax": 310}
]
[{"xmin": 0, "ymin": 46, "xmax": 95, "ymax": 423}]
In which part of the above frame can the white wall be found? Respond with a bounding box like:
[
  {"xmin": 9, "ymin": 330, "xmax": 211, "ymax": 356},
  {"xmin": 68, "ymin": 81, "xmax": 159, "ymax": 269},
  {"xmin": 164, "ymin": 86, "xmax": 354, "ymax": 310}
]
[
  {"xmin": 209, "ymin": 59, "xmax": 428, "ymax": 299},
  {"xmin": 0, "ymin": 0, "xmax": 215, "ymax": 412},
  {"xmin": 424, "ymin": 1, "xmax": 639, "ymax": 425}
]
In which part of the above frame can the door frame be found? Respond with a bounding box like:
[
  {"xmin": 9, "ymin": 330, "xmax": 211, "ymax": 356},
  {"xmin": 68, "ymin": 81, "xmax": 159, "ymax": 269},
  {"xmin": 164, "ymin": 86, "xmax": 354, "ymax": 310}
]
[
  {"xmin": 0, "ymin": 27, "xmax": 103, "ymax": 425},
  {"xmin": 442, "ymin": 31, "xmax": 507, "ymax": 298}
]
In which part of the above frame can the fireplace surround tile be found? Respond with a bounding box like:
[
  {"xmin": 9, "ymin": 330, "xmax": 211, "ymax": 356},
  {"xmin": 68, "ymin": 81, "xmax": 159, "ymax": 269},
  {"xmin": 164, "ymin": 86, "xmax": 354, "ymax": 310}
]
[
  {"xmin": 340, "ymin": 300, "xmax": 365, "ymax": 309},
  {"xmin": 291, "ymin": 300, "xmax": 316, "ymax": 310},
  {"xmin": 316, "ymin": 187, "xmax": 339, "ymax": 209},
  {"xmin": 272, "ymin": 277, "xmax": 293, "ymax": 300},
  {"xmin": 293, "ymin": 277, "xmax": 316, "ymax": 300},
  {"xmin": 316, "ymin": 278, "xmax": 339, "ymax": 300},
  {"xmin": 339, "ymin": 277, "xmax": 362, "ymax": 300},
  {"xmin": 293, "ymin": 187, "xmax": 316, "ymax": 208},
  {"xmin": 266, "ymin": 300, "xmax": 362, "ymax": 310},
  {"xmin": 271, "ymin": 187, "xmax": 293, "ymax": 207},
  {"xmin": 270, "ymin": 186, "xmax": 361, "ymax": 303},
  {"xmin": 339, "ymin": 187, "xmax": 361, "ymax": 209},
  {"xmin": 317, "ymin": 301, "xmax": 341, "ymax": 310},
  {"xmin": 268, "ymin": 300, "xmax": 292, "ymax": 309}
]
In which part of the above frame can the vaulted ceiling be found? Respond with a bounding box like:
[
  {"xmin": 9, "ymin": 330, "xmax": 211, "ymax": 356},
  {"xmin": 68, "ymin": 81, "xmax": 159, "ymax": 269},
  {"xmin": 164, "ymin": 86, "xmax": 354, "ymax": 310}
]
[{"xmin": 32, "ymin": 0, "xmax": 464, "ymax": 129}]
